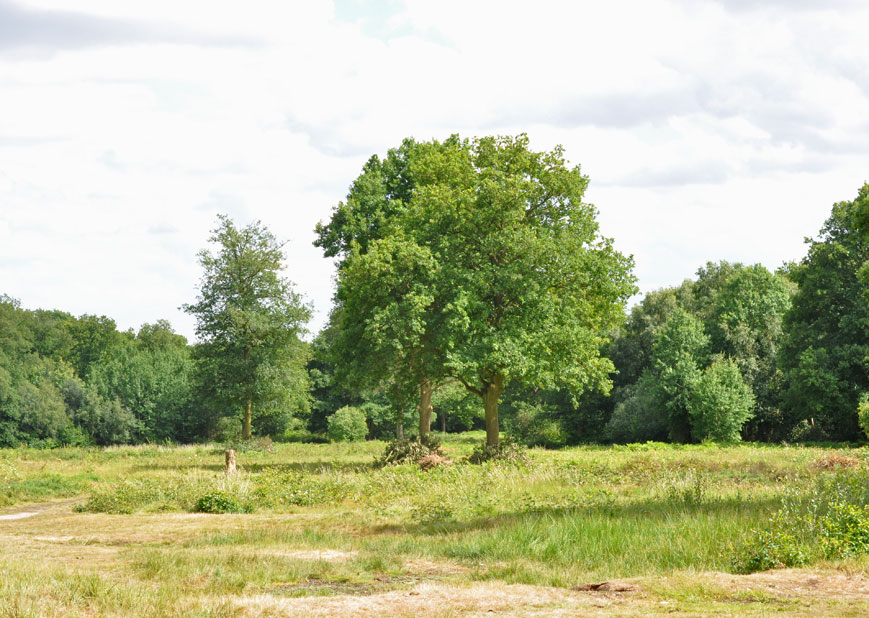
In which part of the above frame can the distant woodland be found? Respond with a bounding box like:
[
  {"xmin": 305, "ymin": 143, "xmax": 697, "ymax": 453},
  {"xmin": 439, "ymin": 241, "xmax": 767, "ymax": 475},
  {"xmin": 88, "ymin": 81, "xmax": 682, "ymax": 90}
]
[{"xmin": 2, "ymin": 136, "xmax": 867, "ymax": 448}]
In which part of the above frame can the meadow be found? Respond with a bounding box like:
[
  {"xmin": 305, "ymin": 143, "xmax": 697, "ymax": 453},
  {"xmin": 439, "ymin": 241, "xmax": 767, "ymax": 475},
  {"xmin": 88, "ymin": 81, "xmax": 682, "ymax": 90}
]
[{"xmin": 1, "ymin": 434, "xmax": 867, "ymax": 617}]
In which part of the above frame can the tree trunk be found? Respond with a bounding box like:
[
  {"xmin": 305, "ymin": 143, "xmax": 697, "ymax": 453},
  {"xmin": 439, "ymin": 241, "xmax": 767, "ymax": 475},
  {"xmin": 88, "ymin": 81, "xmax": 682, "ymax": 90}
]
[
  {"xmin": 441, "ymin": 407, "xmax": 446, "ymax": 433},
  {"xmin": 482, "ymin": 374, "xmax": 505, "ymax": 447},
  {"xmin": 397, "ymin": 421, "xmax": 405, "ymax": 439},
  {"xmin": 242, "ymin": 400, "xmax": 252, "ymax": 440},
  {"xmin": 418, "ymin": 379, "xmax": 433, "ymax": 438},
  {"xmin": 225, "ymin": 449, "xmax": 237, "ymax": 475}
]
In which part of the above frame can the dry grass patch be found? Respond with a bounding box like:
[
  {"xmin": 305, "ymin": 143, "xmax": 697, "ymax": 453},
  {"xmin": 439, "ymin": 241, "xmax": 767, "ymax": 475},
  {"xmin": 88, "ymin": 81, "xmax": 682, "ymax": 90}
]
[{"xmin": 813, "ymin": 453, "xmax": 863, "ymax": 470}]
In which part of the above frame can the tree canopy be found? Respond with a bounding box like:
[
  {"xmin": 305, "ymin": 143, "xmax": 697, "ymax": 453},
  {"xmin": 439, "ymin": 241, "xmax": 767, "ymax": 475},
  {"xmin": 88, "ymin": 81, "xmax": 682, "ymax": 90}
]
[
  {"xmin": 328, "ymin": 135, "xmax": 637, "ymax": 447},
  {"xmin": 780, "ymin": 184, "xmax": 869, "ymax": 440},
  {"xmin": 183, "ymin": 215, "xmax": 311, "ymax": 439}
]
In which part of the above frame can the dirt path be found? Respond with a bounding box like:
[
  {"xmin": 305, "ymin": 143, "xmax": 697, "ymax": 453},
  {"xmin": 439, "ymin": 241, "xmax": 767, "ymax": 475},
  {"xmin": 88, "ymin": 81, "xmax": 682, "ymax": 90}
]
[{"xmin": 0, "ymin": 498, "xmax": 82, "ymax": 521}]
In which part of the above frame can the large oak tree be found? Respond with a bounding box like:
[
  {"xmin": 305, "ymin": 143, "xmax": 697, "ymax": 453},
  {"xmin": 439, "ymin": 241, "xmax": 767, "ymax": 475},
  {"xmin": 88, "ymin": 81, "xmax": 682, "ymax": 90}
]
[{"xmin": 335, "ymin": 135, "xmax": 636, "ymax": 447}]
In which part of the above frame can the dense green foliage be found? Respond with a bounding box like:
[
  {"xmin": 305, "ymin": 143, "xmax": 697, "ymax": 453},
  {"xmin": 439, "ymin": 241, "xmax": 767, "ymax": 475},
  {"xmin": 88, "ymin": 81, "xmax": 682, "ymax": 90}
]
[
  {"xmin": 183, "ymin": 215, "xmax": 311, "ymax": 440},
  {"xmin": 326, "ymin": 405, "xmax": 368, "ymax": 442},
  {"xmin": 0, "ymin": 296, "xmax": 197, "ymax": 447},
  {"xmin": 323, "ymin": 135, "xmax": 637, "ymax": 449},
  {"xmin": 779, "ymin": 184, "xmax": 869, "ymax": 441},
  {"xmin": 2, "ymin": 145, "xmax": 867, "ymax": 447}
]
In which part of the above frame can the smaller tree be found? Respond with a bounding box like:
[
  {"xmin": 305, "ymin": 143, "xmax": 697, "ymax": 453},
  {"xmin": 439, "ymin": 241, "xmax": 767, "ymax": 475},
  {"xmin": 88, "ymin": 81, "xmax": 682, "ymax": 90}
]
[
  {"xmin": 327, "ymin": 405, "xmax": 368, "ymax": 442},
  {"xmin": 183, "ymin": 215, "xmax": 311, "ymax": 439},
  {"xmin": 687, "ymin": 357, "xmax": 755, "ymax": 443},
  {"xmin": 650, "ymin": 308, "xmax": 709, "ymax": 442}
]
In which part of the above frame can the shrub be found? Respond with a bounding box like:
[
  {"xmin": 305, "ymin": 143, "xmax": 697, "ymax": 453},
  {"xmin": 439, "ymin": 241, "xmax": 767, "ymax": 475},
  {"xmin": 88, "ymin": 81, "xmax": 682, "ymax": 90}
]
[
  {"xmin": 195, "ymin": 490, "xmax": 244, "ymax": 514},
  {"xmin": 820, "ymin": 502, "xmax": 869, "ymax": 558},
  {"xmin": 70, "ymin": 392, "xmax": 139, "ymax": 446},
  {"xmin": 278, "ymin": 428, "xmax": 329, "ymax": 443},
  {"xmin": 360, "ymin": 400, "xmax": 401, "ymax": 440},
  {"xmin": 687, "ymin": 358, "xmax": 754, "ymax": 443},
  {"xmin": 326, "ymin": 406, "xmax": 368, "ymax": 442},
  {"xmin": 787, "ymin": 417, "xmax": 828, "ymax": 442},
  {"xmin": 731, "ymin": 469, "xmax": 869, "ymax": 573},
  {"xmin": 213, "ymin": 416, "xmax": 241, "ymax": 442},
  {"xmin": 506, "ymin": 403, "xmax": 566, "ymax": 449},
  {"xmin": 731, "ymin": 515, "xmax": 808, "ymax": 573},
  {"xmin": 58, "ymin": 425, "xmax": 91, "ymax": 447}
]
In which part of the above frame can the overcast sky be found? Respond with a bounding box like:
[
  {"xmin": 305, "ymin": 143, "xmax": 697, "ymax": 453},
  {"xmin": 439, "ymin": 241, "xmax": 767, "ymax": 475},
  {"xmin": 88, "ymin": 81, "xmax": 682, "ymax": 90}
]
[{"xmin": 2, "ymin": 0, "xmax": 868, "ymax": 341}]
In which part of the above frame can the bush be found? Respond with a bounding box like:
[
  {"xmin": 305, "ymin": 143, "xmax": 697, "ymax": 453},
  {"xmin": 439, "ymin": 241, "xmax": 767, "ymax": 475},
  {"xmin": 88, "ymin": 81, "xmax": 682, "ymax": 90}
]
[
  {"xmin": 506, "ymin": 403, "xmax": 566, "ymax": 449},
  {"xmin": 820, "ymin": 502, "xmax": 869, "ymax": 558},
  {"xmin": 360, "ymin": 400, "xmax": 403, "ymax": 440},
  {"xmin": 787, "ymin": 417, "xmax": 829, "ymax": 442},
  {"xmin": 213, "ymin": 416, "xmax": 242, "ymax": 442},
  {"xmin": 687, "ymin": 358, "xmax": 754, "ymax": 443},
  {"xmin": 731, "ymin": 515, "xmax": 808, "ymax": 573},
  {"xmin": 278, "ymin": 428, "xmax": 329, "ymax": 443},
  {"xmin": 58, "ymin": 425, "xmax": 91, "ymax": 447},
  {"xmin": 70, "ymin": 392, "xmax": 139, "ymax": 446},
  {"xmin": 326, "ymin": 406, "xmax": 368, "ymax": 442},
  {"xmin": 195, "ymin": 490, "xmax": 244, "ymax": 514}
]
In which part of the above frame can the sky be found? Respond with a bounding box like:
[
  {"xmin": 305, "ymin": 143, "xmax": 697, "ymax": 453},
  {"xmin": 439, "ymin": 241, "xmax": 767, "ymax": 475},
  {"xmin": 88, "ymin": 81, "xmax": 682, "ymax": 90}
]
[{"xmin": 1, "ymin": 0, "xmax": 868, "ymax": 342}]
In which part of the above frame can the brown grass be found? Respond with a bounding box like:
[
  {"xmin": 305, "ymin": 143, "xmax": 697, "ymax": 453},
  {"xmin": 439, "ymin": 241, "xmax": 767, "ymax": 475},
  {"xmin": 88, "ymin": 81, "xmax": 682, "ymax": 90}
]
[{"xmin": 812, "ymin": 453, "xmax": 863, "ymax": 469}]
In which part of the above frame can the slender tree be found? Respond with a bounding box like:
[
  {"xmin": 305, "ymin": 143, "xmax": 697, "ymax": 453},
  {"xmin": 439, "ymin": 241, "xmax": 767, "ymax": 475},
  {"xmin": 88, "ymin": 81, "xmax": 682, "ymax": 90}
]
[{"xmin": 183, "ymin": 215, "xmax": 311, "ymax": 439}]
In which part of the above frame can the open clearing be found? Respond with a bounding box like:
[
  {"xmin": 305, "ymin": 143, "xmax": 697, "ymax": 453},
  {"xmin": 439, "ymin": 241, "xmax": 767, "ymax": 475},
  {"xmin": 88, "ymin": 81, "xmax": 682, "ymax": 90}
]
[{"xmin": 1, "ymin": 435, "xmax": 867, "ymax": 617}]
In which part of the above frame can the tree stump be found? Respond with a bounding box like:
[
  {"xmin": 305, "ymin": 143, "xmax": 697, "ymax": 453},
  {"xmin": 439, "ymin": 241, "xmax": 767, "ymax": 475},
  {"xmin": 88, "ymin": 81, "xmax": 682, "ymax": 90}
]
[{"xmin": 225, "ymin": 449, "xmax": 237, "ymax": 475}]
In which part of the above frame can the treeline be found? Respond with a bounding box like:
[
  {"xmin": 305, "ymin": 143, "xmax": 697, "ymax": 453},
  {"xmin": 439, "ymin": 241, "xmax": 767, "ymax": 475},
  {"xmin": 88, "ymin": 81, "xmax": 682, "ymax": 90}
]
[
  {"xmin": 0, "ymin": 307, "xmax": 201, "ymax": 446},
  {"xmin": 1, "ymin": 137, "xmax": 867, "ymax": 448}
]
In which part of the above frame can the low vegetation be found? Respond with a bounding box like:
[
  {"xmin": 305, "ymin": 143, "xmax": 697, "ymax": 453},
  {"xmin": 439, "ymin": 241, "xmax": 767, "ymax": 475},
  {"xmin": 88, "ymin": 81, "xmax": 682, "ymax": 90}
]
[{"xmin": 1, "ymin": 436, "xmax": 867, "ymax": 616}]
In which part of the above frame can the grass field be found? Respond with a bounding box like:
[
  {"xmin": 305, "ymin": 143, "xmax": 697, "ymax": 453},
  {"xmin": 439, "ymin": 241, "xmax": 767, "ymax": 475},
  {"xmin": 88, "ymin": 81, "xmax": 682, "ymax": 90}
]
[{"xmin": 1, "ymin": 433, "xmax": 868, "ymax": 617}]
